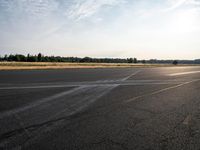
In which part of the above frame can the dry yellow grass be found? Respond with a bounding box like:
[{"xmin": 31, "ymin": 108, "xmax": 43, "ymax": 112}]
[{"xmin": 0, "ymin": 62, "xmax": 197, "ymax": 70}]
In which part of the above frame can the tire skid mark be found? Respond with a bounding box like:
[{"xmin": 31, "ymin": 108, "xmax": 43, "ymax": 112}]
[
  {"xmin": 0, "ymin": 85, "xmax": 117, "ymax": 146},
  {"xmin": 0, "ymin": 86, "xmax": 84, "ymax": 119}
]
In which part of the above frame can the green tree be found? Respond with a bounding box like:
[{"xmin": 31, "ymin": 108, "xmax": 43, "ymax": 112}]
[
  {"xmin": 127, "ymin": 58, "xmax": 134, "ymax": 63},
  {"xmin": 80, "ymin": 57, "xmax": 92, "ymax": 62},
  {"xmin": 133, "ymin": 58, "xmax": 137, "ymax": 63},
  {"xmin": 141, "ymin": 60, "xmax": 146, "ymax": 64},
  {"xmin": 27, "ymin": 54, "xmax": 31, "ymax": 62},
  {"xmin": 15, "ymin": 55, "xmax": 21, "ymax": 61},
  {"xmin": 37, "ymin": 53, "xmax": 42, "ymax": 62},
  {"xmin": 8, "ymin": 54, "xmax": 14, "ymax": 61},
  {"xmin": 4, "ymin": 55, "xmax": 8, "ymax": 61}
]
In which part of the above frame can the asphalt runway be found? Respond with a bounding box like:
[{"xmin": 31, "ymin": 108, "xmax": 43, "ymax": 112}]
[{"xmin": 0, "ymin": 66, "xmax": 200, "ymax": 150}]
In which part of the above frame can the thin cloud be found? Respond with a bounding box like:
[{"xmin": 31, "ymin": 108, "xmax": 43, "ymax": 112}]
[
  {"xmin": 0, "ymin": 0, "xmax": 126, "ymax": 21},
  {"xmin": 186, "ymin": 0, "xmax": 200, "ymax": 5},
  {"xmin": 164, "ymin": 0, "xmax": 200, "ymax": 12},
  {"xmin": 164, "ymin": 0, "xmax": 188, "ymax": 11},
  {"xmin": 0, "ymin": 0, "xmax": 58, "ymax": 19},
  {"xmin": 66, "ymin": 0, "xmax": 126, "ymax": 21}
]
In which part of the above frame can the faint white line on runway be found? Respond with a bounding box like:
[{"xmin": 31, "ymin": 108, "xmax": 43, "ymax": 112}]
[
  {"xmin": 0, "ymin": 84, "xmax": 78, "ymax": 90},
  {"xmin": 0, "ymin": 81, "xmax": 184, "ymax": 90},
  {"xmin": 125, "ymin": 79, "xmax": 200, "ymax": 103},
  {"xmin": 0, "ymin": 86, "xmax": 85, "ymax": 119},
  {"xmin": 168, "ymin": 71, "xmax": 200, "ymax": 76},
  {"xmin": 121, "ymin": 70, "xmax": 141, "ymax": 81}
]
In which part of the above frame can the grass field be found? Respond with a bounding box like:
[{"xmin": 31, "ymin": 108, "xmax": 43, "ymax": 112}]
[{"xmin": 0, "ymin": 62, "xmax": 198, "ymax": 70}]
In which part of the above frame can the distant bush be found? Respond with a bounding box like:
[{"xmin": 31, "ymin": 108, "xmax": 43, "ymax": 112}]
[{"xmin": 172, "ymin": 60, "xmax": 178, "ymax": 65}]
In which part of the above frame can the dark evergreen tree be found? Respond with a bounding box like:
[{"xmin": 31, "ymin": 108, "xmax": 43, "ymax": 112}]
[
  {"xmin": 37, "ymin": 53, "xmax": 42, "ymax": 62},
  {"xmin": 172, "ymin": 60, "xmax": 178, "ymax": 65},
  {"xmin": 133, "ymin": 58, "xmax": 137, "ymax": 63}
]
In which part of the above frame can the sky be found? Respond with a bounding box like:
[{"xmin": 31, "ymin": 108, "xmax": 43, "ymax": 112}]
[{"xmin": 0, "ymin": 0, "xmax": 200, "ymax": 59}]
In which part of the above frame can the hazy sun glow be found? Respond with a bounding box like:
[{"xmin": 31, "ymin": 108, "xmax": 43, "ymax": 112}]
[
  {"xmin": 0, "ymin": 0, "xmax": 200, "ymax": 59},
  {"xmin": 171, "ymin": 9, "xmax": 199, "ymax": 33}
]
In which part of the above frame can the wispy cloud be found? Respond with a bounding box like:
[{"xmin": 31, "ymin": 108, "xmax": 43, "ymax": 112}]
[
  {"xmin": 0, "ymin": 0, "xmax": 126, "ymax": 21},
  {"xmin": 164, "ymin": 0, "xmax": 200, "ymax": 11},
  {"xmin": 66, "ymin": 0, "xmax": 126, "ymax": 21},
  {"xmin": 166, "ymin": 0, "xmax": 187, "ymax": 10},
  {"xmin": 0, "ymin": 0, "xmax": 59, "ymax": 19},
  {"xmin": 43, "ymin": 0, "xmax": 127, "ymax": 36}
]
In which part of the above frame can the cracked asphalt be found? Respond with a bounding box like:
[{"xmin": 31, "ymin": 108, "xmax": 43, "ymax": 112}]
[{"xmin": 0, "ymin": 67, "xmax": 200, "ymax": 150}]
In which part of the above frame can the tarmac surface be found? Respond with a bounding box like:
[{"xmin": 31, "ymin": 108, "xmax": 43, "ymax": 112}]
[{"xmin": 0, "ymin": 67, "xmax": 200, "ymax": 150}]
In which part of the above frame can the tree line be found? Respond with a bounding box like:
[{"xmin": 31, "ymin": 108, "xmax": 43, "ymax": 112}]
[
  {"xmin": 0, "ymin": 53, "xmax": 139, "ymax": 63},
  {"xmin": 1, "ymin": 53, "xmax": 199, "ymax": 64}
]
